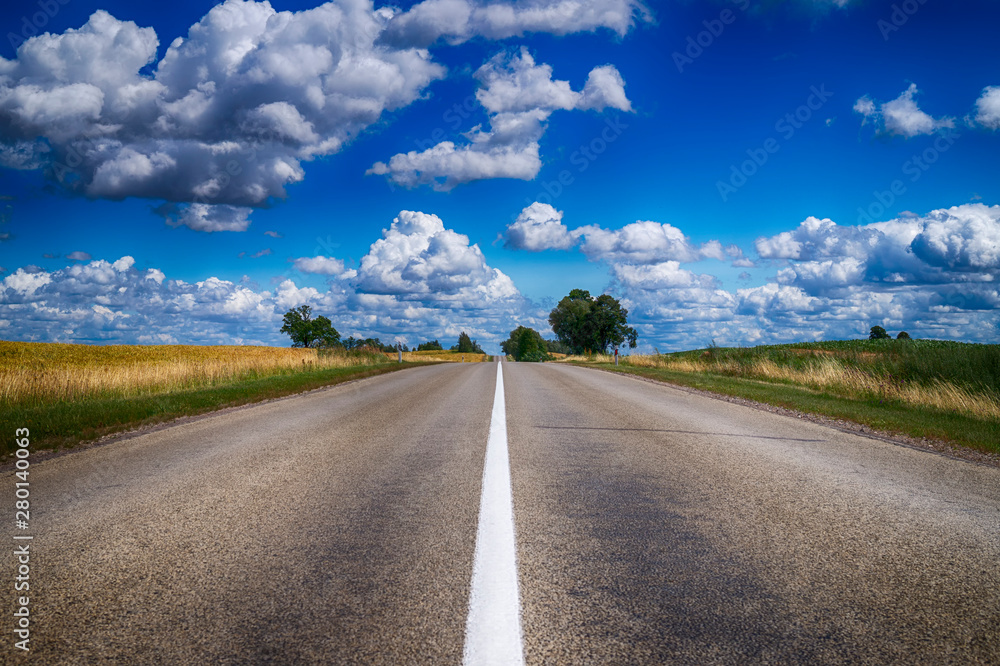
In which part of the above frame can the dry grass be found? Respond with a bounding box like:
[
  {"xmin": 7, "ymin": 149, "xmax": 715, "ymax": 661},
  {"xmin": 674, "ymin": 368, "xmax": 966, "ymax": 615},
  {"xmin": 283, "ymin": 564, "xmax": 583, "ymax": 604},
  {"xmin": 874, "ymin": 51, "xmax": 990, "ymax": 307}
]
[
  {"xmin": 397, "ymin": 350, "xmax": 490, "ymax": 363},
  {"xmin": 621, "ymin": 353, "xmax": 1000, "ymax": 421},
  {"xmin": 0, "ymin": 341, "xmax": 387, "ymax": 406}
]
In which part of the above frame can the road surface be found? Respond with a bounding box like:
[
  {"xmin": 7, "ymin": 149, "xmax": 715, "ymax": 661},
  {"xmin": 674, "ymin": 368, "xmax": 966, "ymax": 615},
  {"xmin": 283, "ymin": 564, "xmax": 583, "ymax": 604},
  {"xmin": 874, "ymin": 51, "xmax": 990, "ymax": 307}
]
[{"xmin": 5, "ymin": 362, "xmax": 999, "ymax": 663}]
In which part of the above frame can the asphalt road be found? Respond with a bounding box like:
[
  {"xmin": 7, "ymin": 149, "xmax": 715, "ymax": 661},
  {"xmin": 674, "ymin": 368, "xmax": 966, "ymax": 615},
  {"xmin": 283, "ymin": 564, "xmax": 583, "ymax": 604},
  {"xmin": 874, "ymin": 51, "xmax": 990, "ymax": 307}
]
[{"xmin": 5, "ymin": 362, "xmax": 999, "ymax": 664}]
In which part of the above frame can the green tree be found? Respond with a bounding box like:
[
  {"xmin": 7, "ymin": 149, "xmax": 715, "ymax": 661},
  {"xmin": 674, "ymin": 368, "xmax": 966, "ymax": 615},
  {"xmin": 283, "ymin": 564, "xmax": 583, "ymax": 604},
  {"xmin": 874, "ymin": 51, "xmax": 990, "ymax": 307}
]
[
  {"xmin": 896, "ymin": 331, "xmax": 911, "ymax": 340},
  {"xmin": 548, "ymin": 289, "xmax": 597, "ymax": 353},
  {"xmin": 417, "ymin": 340, "xmax": 443, "ymax": 351},
  {"xmin": 280, "ymin": 305, "xmax": 341, "ymax": 348},
  {"xmin": 869, "ymin": 325, "xmax": 890, "ymax": 340},
  {"xmin": 591, "ymin": 293, "xmax": 638, "ymax": 352},
  {"xmin": 456, "ymin": 331, "xmax": 484, "ymax": 354},
  {"xmin": 549, "ymin": 289, "xmax": 638, "ymax": 353},
  {"xmin": 500, "ymin": 326, "xmax": 549, "ymax": 362}
]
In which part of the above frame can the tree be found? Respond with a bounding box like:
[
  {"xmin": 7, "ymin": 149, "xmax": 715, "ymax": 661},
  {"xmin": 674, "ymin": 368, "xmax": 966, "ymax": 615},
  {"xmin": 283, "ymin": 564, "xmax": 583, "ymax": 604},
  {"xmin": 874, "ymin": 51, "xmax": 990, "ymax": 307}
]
[
  {"xmin": 591, "ymin": 293, "xmax": 638, "ymax": 352},
  {"xmin": 896, "ymin": 331, "xmax": 911, "ymax": 340},
  {"xmin": 501, "ymin": 326, "xmax": 549, "ymax": 362},
  {"xmin": 869, "ymin": 325, "xmax": 890, "ymax": 340},
  {"xmin": 456, "ymin": 331, "xmax": 484, "ymax": 354},
  {"xmin": 548, "ymin": 289, "xmax": 595, "ymax": 353},
  {"xmin": 417, "ymin": 340, "xmax": 443, "ymax": 351},
  {"xmin": 280, "ymin": 305, "xmax": 340, "ymax": 348},
  {"xmin": 549, "ymin": 289, "xmax": 638, "ymax": 353}
]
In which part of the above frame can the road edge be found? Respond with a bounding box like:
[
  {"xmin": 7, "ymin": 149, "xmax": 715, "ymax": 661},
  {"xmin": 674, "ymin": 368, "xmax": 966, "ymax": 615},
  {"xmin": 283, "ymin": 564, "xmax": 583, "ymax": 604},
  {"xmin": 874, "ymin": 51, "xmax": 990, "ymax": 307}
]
[{"xmin": 573, "ymin": 363, "xmax": 1000, "ymax": 469}]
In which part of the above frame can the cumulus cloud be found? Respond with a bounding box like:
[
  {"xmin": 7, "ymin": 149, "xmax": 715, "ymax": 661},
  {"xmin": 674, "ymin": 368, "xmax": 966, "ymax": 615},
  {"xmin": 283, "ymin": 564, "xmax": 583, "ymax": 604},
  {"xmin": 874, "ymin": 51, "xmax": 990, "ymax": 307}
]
[
  {"xmin": 355, "ymin": 210, "xmax": 518, "ymax": 302},
  {"xmin": 504, "ymin": 202, "xmax": 577, "ymax": 250},
  {"xmin": 368, "ymin": 47, "xmax": 632, "ymax": 190},
  {"xmin": 293, "ymin": 255, "xmax": 349, "ymax": 276},
  {"xmin": 380, "ymin": 0, "xmax": 652, "ymax": 47},
  {"xmin": 0, "ymin": 0, "xmax": 650, "ymax": 220},
  {"xmin": 974, "ymin": 86, "xmax": 1000, "ymax": 130},
  {"xmin": 853, "ymin": 84, "xmax": 954, "ymax": 137},
  {"xmin": 576, "ymin": 205, "xmax": 1000, "ymax": 350},
  {"xmin": 577, "ymin": 220, "xmax": 704, "ymax": 264},
  {"xmin": 156, "ymin": 202, "xmax": 253, "ymax": 232},
  {"xmin": 67, "ymin": 251, "xmax": 92, "ymax": 261},
  {"xmin": 0, "ymin": 1, "xmax": 444, "ymax": 217},
  {"xmin": 909, "ymin": 205, "xmax": 1000, "ymax": 270},
  {"xmin": 0, "ymin": 210, "xmax": 534, "ymax": 347},
  {"xmin": 504, "ymin": 203, "xmax": 756, "ymax": 269}
]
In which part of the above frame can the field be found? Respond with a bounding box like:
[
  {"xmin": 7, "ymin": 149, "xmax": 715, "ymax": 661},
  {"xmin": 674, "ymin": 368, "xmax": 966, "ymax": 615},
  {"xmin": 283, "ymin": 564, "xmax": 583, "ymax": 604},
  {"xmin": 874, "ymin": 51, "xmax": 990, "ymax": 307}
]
[
  {"xmin": 1, "ymin": 342, "xmax": 391, "ymax": 405},
  {"xmin": 0, "ymin": 341, "xmax": 425, "ymax": 455},
  {"xmin": 566, "ymin": 339, "xmax": 1000, "ymax": 454},
  {"xmin": 398, "ymin": 350, "xmax": 491, "ymax": 363}
]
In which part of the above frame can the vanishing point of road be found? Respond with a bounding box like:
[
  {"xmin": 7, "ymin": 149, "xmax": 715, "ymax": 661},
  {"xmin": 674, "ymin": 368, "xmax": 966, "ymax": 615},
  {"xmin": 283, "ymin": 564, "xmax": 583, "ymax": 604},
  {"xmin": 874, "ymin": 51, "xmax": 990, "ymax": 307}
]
[{"xmin": 7, "ymin": 361, "xmax": 999, "ymax": 663}]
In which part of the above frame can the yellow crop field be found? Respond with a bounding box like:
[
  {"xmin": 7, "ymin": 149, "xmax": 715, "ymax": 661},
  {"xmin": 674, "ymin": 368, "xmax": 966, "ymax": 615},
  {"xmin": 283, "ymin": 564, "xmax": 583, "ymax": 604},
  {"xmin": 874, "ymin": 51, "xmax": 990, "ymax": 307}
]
[
  {"xmin": 0, "ymin": 341, "xmax": 387, "ymax": 406},
  {"xmin": 393, "ymin": 350, "xmax": 490, "ymax": 363}
]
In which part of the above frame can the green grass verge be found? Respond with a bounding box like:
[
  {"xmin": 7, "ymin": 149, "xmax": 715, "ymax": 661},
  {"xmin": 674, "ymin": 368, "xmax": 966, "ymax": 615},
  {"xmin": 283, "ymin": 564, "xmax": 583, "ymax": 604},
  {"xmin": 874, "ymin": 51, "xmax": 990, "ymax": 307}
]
[
  {"xmin": 577, "ymin": 362, "xmax": 1000, "ymax": 455},
  {"xmin": 1, "ymin": 362, "xmax": 434, "ymax": 457}
]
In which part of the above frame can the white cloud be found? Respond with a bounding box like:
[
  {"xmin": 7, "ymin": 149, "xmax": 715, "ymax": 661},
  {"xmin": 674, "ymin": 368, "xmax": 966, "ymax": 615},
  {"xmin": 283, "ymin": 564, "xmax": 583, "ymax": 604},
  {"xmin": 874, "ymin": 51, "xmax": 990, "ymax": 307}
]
[
  {"xmin": 0, "ymin": 1, "xmax": 444, "ymax": 215},
  {"xmin": 0, "ymin": 210, "xmax": 537, "ymax": 348},
  {"xmin": 0, "ymin": 0, "xmax": 649, "ymax": 217},
  {"xmin": 578, "ymin": 220, "xmax": 703, "ymax": 264},
  {"xmin": 354, "ymin": 210, "xmax": 518, "ymax": 302},
  {"xmin": 853, "ymin": 84, "xmax": 954, "ymax": 137},
  {"xmin": 5, "ymin": 206, "xmax": 1000, "ymax": 351},
  {"xmin": 67, "ymin": 251, "xmax": 92, "ymax": 261},
  {"xmin": 909, "ymin": 205, "xmax": 1000, "ymax": 270},
  {"xmin": 368, "ymin": 48, "xmax": 631, "ymax": 190},
  {"xmin": 380, "ymin": 0, "xmax": 652, "ymax": 47},
  {"xmin": 853, "ymin": 96, "xmax": 875, "ymax": 117},
  {"xmin": 581, "ymin": 205, "xmax": 1000, "ymax": 350},
  {"xmin": 974, "ymin": 86, "xmax": 1000, "ymax": 130},
  {"xmin": 504, "ymin": 202, "xmax": 577, "ymax": 251},
  {"xmin": 293, "ymin": 256, "xmax": 349, "ymax": 276},
  {"xmin": 157, "ymin": 202, "xmax": 253, "ymax": 232},
  {"xmin": 505, "ymin": 206, "xmax": 757, "ymax": 269},
  {"xmin": 2, "ymin": 268, "xmax": 52, "ymax": 299}
]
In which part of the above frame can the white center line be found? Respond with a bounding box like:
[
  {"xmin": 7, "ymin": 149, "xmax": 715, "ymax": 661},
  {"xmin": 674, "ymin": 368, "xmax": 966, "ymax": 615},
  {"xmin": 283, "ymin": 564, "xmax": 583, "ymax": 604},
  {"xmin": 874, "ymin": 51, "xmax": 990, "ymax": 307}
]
[{"xmin": 463, "ymin": 360, "xmax": 525, "ymax": 666}]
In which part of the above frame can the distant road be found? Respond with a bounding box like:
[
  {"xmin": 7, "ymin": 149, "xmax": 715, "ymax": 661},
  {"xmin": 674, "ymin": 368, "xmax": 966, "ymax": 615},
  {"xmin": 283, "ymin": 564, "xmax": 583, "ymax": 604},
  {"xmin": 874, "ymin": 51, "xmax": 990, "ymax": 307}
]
[{"xmin": 9, "ymin": 362, "xmax": 999, "ymax": 663}]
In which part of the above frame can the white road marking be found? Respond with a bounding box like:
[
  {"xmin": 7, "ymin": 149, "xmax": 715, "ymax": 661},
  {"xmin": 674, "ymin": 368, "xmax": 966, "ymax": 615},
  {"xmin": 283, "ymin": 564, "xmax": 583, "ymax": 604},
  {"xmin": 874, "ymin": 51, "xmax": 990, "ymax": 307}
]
[{"xmin": 463, "ymin": 361, "xmax": 525, "ymax": 666}]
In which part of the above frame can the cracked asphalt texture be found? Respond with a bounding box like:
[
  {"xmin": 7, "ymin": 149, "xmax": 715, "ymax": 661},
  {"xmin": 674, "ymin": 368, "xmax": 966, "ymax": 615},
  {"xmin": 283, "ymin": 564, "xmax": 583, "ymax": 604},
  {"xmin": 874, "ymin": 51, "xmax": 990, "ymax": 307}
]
[{"xmin": 6, "ymin": 361, "xmax": 999, "ymax": 664}]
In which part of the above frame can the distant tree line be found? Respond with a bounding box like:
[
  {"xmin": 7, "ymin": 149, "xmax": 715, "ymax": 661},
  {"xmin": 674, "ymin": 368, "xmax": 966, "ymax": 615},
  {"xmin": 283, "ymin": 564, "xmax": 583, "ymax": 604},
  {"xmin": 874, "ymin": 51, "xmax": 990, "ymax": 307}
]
[
  {"xmin": 869, "ymin": 325, "xmax": 911, "ymax": 341},
  {"xmin": 280, "ymin": 307, "xmax": 486, "ymax": 354}
]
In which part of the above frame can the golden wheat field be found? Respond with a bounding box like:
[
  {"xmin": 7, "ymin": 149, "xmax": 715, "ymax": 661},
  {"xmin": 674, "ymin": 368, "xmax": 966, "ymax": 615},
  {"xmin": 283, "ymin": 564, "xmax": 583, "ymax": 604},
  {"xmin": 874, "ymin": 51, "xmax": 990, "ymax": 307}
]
[
  {"xmin": 397, "ymin": 350, "xmax": 490, "ymax": 363},
  {"xmin": 0, "ymin": 341, "xmax": 388, "ymax": 406},
  {"xmin": 600, "ymin": 352, "xmax": 1000, "ymax": 422}
]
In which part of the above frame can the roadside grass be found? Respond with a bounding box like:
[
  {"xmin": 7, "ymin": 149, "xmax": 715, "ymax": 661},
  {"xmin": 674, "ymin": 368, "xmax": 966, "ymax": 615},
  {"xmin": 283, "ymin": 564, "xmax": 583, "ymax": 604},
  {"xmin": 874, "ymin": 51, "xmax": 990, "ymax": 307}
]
[
  {"xmin": 564, "ymin": 339, "xmax": 1000, "ymax": 455},
  {"xmin": 0, "ymin": 341, "xmax": 431, "ymax": 456}
]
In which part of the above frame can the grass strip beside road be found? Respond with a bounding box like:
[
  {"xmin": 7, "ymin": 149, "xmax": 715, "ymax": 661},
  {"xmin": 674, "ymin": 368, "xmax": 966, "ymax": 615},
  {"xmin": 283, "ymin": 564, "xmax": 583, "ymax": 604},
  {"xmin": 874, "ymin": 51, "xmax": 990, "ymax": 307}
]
[
  {"xmin": 576, "ymin": 362, "xmax": 1000, "ymax": 456},
  {"xmin": 1, "ymin": 362, "xmax": 434, "ymax": 457}
]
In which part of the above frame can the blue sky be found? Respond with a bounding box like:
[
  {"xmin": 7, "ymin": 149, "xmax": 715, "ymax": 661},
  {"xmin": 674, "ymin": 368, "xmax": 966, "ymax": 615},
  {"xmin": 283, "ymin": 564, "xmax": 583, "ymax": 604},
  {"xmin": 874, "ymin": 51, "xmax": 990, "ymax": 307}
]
[{"xmin": 1, "ymin": 0, "xmax": 998, "ymax": 352}]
